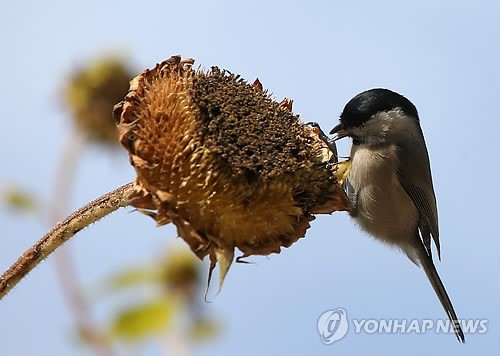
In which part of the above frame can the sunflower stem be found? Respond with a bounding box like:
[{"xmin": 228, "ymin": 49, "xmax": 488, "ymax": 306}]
[{"xmin": 0, "ymin": 182, "xmax": 134, "ymax": 300}]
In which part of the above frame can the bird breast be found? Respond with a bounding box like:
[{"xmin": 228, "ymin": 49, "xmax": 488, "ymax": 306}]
[{"xmin": 348, "ymin": 144, "xmax": 419, "ymax": 247}]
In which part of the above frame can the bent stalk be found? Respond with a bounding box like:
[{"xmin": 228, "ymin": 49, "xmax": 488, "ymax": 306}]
[{"xmin": 0, "ymin": 182, "xmax": 134, "ymax": 300}]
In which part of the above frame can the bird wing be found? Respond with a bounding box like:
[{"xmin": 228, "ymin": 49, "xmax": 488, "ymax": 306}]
[{"xmin": 396, "ymin": 134, "xmax": 440, "ymax": 259}]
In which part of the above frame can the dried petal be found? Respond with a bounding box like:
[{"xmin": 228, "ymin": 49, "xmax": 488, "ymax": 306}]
[
  {"xmin": 332, "ymin": 160, "xmax": 352, "ymax": 185},
  {"xmin": 279, "ymin": 98, "xmax": 293, "ymax": 112},
  {"xmin": 252, "ymin": 78, "xmax": 263, "ymax": 91}
]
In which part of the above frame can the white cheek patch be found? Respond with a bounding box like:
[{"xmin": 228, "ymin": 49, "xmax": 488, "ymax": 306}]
[{"xmin": 351, "ymin": 109, "xmax": 419, "ymax": 145}]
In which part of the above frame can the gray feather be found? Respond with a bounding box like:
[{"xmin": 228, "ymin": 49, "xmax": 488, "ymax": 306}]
[
  {"xmin": 396, "ymin": 133, "xmax": 440, "ymax": 259},
  {"xmin": 415, "ymin": 239, "xmax": 465, "ymax": 342}
]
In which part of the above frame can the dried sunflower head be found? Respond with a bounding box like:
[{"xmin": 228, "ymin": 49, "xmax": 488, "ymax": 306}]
[
  {"xmin": 113, "ymin": 55, "xmax": 349, "ymax": 287},
  {"xmin": 65, "ymin": 56, "xmax": 134, "ymax": 145}
]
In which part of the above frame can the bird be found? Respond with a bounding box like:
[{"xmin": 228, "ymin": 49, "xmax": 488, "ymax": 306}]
[{"xmin": 330, "ymin": 88, "xmax": 465, "ymax": 342}]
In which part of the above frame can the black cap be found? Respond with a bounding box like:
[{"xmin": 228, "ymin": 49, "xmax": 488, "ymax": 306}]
[{"xmin": 340, "ymin": 88, "xmax": 419, "ymax": 128}]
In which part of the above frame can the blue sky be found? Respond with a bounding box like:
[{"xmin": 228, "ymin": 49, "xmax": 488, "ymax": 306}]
[{"xmin": 1, "ymin": 1, "xmax": 499, "ymax": 355}]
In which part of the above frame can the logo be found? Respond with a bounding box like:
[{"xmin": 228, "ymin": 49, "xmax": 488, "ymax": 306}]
[
  {"xmin": 317, "ymin": 307, "xmax": 488, "ymax": 344},
  {"xmin": 317, "ymin": 308, "xmax": 349, "ymax": 344}
]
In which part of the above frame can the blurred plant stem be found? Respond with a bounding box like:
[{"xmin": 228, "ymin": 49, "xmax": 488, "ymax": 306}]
[
  {"xmin": 163, "ymin": 331, "xmax": 191, "ymax": 356},
  {"xmin": 48, "ymin": 132, "xmax": 114, "ymax": 356}
]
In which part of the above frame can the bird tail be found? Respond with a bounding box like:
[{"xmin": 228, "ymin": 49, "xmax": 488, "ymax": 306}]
[{"xmin": 416, "ymin": 243, "xmax": 465, "ymax": 343}]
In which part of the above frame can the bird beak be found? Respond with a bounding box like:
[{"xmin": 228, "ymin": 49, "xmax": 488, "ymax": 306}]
[{"xmin": 329, "ymin": 122, "xmax": 348, "ymax": 141}]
